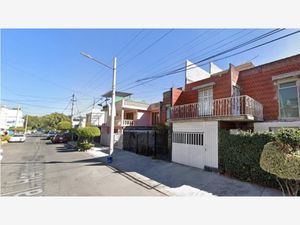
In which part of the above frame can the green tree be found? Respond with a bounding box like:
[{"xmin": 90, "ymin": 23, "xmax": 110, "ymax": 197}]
[
  {"xmin": 75, "ymin": 127, "xmax": 100, "ymax": 150},
  {"xmin": 260, "ymin": 128, "xmax": 300, "ymax": 196},
  {"xmin": 57, "ymin": 121, "xmax": 72, "ymax": 131}
]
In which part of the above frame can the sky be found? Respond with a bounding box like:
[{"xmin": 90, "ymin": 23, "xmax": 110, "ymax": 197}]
[{"xmin": 1, "ymin": 28, "xmax": 300, "ymax": 116}]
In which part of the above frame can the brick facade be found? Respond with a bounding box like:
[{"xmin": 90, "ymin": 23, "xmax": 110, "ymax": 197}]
[
  {"xmin": 159, "ymin": 54, "xmax": 300, "ymax": 124},
  {"xmin": 238, "ymin": 54, "xmax": 300, "ymax": 121}
]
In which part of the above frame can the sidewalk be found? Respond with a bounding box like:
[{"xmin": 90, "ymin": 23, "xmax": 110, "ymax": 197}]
[{"xmin": 67, "ymin": 142, "xmax": 281, "ymax": 196}]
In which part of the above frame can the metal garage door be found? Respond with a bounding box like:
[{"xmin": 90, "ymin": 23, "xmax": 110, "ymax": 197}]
[{"xmin": 172, "ymin": 121, "xmax": 218, "ymax": 169}]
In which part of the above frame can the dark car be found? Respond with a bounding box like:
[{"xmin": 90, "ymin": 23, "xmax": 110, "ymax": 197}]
[
  {"xmin": 46, "ymin": 131, "xmax": 57, "ymax": 140},
  {"xmin": 51, "ymin": 133, "xmax": 71, "ymax": 144}
]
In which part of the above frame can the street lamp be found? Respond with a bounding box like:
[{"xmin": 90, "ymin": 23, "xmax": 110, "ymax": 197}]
[{"xmin": 81, "ymin": 52, "xmax": 117, "ymax": 163}]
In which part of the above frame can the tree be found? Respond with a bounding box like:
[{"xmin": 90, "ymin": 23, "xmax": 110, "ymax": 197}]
[
  {"xmin": 260, "ymin": 128, "xmax": 300, "ymax": 196},
  {"xmin": 75, "ymin": 127, "xmax": 101, "ymax": 150},
  {"xmin": 57, "ymin": 121, "xmax": 72, "ymax": 131},
  {"xmin": 24, "ymin": 113, "xmax": 71, "ymax": 131}
]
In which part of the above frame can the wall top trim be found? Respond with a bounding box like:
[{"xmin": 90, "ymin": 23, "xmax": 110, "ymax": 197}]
[
  {"xmin": 192, "ymin": 82, "xmax": 216, "ymax": 91},
  {"xmin": 272, "ymin": 70, "xmax": 300, "ymax": 81}
]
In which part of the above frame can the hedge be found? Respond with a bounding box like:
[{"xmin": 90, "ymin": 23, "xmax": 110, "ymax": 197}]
[
  {"xmin": 218, "ymin": 129, "xmax": 278, "ymax": 188},
  {"xmin": 75, "ymin": 127, "xmax": 100, "ymax": 138}
]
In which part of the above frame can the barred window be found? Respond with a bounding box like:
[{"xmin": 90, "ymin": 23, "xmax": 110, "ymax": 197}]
[{"xmin": 172, "ymin": 132, "xmax": 204, "ymax": 146}]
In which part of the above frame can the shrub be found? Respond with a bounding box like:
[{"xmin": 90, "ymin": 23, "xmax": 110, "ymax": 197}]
[
  {"xmin": 260, "ymin": 139, "xmax": 300, "ymax": 196},
  {"xmin": 260, "ymin": 142, "xmax": 300, "ymax": 180},
  {"xmin": 75, "ymin": 127, "xmax": 100, "ymax": 140},
  {"xmin": 274, "ymin": 128, "xmax": 300, "ymax": 152},
  {"xmin": 57, "ymin": 121, "xmax": 72, "ymax": 131},
  {"xmin": 219, "ymin": 129, "xmax": 278, "ymax": 188},
  {"xmin": 1, "ymin": 135, "xmax": 11, "ymax": 142},
  {"xmin": 77, "ymin": 142, "xmax": 95, "ymax": 150}
]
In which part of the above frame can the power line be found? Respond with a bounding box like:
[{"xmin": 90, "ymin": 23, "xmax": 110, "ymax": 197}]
[
  {"xmin": 134, "ymin": 29, "xmax": 285, "ymax": 83},
  {"xmin": 116, "ymin": 29, "xmax": 145, "ymax": 59},
  {"xmin": 116, "ymin": 29, "xmax": 215, "ymax": 88},
  {"xmin": 118, "ymin": 29, "xmax": 174, "ymax": 68},
  {"xmin": 120, "ymin": 29, "xmax": 299, "ymax": 91}
]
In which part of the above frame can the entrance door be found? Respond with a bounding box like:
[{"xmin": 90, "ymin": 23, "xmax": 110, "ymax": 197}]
[
  {"xmin": 198, "ymin": 88, "xmax": 213, "ymax": 116},
  {"xmin": 232, "ymin": 86, "xmax": 240, "ymax": 115}
]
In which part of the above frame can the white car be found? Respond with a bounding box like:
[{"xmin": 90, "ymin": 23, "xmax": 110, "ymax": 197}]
[{"xmin": 9, "ymin": 134, "xmax": 26, "ymax": 142}]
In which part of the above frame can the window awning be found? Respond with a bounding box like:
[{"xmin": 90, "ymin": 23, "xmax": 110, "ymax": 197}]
[
  {"xmin": 102, "ymin": 91, "xmax": 132, "ymax": 98},
  {"xmin": 272, "ymin": 70, "xmax": 300, "ymax": 81}
]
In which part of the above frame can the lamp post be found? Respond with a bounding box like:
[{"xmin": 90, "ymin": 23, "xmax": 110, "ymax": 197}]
[{"xmin": 81, "ymin": 52, "xmax": 116, "ymax": 163}]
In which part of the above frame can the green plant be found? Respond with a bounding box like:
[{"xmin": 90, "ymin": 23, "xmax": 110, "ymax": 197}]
[
  {"xmin": 274, "ymin": 128, "xmax": 300, "ymax": 152},
  {"xmin": 77, "ymin": 141, "xmax": 95, "ymax": 150},
  {"xmin": 75, "ymin": 127, "xmax": 100, "ymax": 140},
  {"xmin": 57, "ymin": 121, "xmax": 72, "ymax": 131},
  {"xmin": 260, "ymin": 129, "xmax": 300, "ymax": 196},
  {"xmin": 218, "ymin": 129, "xmax": 278, "ymax": 188}
]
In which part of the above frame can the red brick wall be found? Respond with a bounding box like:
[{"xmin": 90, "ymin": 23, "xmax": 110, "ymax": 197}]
[
  {"xmin": 171, "ymin": 87, "xmax": 182, "ymax": 106},
  {"xmin": 175, "ymin": 67, "xmax": 232, "ymax": 106},
  {"xmin": 238, "ymin": 54, "xmax": 300, "ymax": 121}
]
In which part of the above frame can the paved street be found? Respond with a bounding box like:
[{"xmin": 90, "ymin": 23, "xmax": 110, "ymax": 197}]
[{"xmin": 0, "ymin": 136, "xmax": 164, "ymax": 196}]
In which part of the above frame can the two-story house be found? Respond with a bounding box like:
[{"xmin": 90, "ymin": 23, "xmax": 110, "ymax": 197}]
[
  {"xmin": 100, "ymin": 91, "xmax": 161, "ymax": 149},
  {"xmin": 162, "ymin": 54, "xmax": 300, "ymax": 170}
]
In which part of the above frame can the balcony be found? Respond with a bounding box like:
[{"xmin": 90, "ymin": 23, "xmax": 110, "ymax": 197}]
[
  {"xmin": 115, "ymin": 119, "xmax": 134, "ymax": 127},
  {"xmin": 171, "ymin": 95, "xmax": 263, "ymax": 121}
]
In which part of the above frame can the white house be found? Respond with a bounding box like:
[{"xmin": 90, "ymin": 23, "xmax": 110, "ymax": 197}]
[
  {"xmin": 0, "ymin": 106, "xmax": 24, "ymax": 130},
  {"xmin": 86, "ymin": 108, "xmax": 105, "ymax": 127}
]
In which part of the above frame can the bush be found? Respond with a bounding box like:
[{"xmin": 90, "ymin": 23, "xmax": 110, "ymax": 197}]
[
  {"xmin": 75, "ymin": 127, "xmax": 100, "ymax": 140},
  {"xmin": 57, "ymin": 121, "xmax": 72, "ymax": 131},
  {"xmin": 77, "ymin": 142, "xmax": 95, "ymax": 150},
  {"xmin": 274, "ymin": 128, "xmax": 300, "ymax": 152},
  {"xmin": 1, "ymin": 135, "xmax": 11, "ymax": 142},
  {"xmin": 260, "ymin": 142, "xmax": 300, "ymax": 180},
  {"xmin": 260, "ymin": 129, "xmax": 300, "ymax": 196},
  {"xmin": 219, "ymin": 129, "xmax": 278, "ymax": 188}
]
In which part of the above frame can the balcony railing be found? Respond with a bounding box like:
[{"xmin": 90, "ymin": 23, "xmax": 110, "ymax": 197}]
[
  {"xmin": 122, "ymin": 119, "xmax": 134, "ymax": 126},
  {"xmin": 171, "ymin": 95, "xmax": 263, "ymax": 121},
  {"xmin": 115, "ymin": 119, "xmax": 134, "ymax": 127}
]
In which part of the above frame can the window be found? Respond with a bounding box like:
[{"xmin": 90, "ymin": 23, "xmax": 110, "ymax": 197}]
[
  {"xmin": 278, "ymin": 81, "xmax": 299, "ymax": 118},
  {"xmin": 125, "ymin": 112, "xmax": 134, "ymax": 120},
  {"xmin": 172, "ymin": 132, "xmax": 204, "ymax": 146},
  {"xmin": 198, "ymin": 88, "xmax": 213, "ymax": 116},
  {"xmin": 166, "ymin": 106, "xmax": 171, "ymax": 120}
]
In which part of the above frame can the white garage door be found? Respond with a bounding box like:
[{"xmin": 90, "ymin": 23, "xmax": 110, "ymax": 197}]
[{"xmin": 172, "ymin": 121, "xmax": 218, "ymax": 169}]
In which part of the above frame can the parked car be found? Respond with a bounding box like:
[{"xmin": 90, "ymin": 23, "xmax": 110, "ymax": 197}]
[
  {"xmin": 51, "ymin": 133, "xmax": 71, "ymax": 144},
  {"xmin": 46, "ymin": 131, "xmax": 57, "ymax": 140},
  {"xmin": 9, "ymin": 134, "xmax": 26, "ymax": 143}
]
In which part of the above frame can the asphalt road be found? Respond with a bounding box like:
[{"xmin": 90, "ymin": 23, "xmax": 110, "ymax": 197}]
[{"xmin": 0, "ymin": 136, "xmax": 163, "ymax": 196}]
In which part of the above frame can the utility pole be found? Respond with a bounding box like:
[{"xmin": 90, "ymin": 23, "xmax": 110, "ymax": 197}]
[
  {"xmin": 15, "ymin": 105, "xmax": 20, "ymax": 128},
  {"xmin": 70, "ymin": 94, "xmax": 75, "ymax": 128},
  {"xmin": 109, "ymin": 57, "xmax": 117, "ymax": 160},
  {"xmin": 80, "ymin": 52, "xmax": 117, "ymax": 163},
  {"xmin": 24, "ymin": 114, "xmax": 29, "ymax": 134}
]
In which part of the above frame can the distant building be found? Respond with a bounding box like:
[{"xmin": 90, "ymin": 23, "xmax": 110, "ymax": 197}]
[
  {"xmin": 72, "ymin": 116, "xmax": 86, "ymax": 128},
  {"xmin": 0, "ymin": 106, "xmax": 24, "ymax": 129},
  {"xmin": 86, "ymin": 108, "xmax": 105, "ymax": 127}
]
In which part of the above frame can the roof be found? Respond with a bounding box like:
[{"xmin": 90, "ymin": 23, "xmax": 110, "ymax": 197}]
[
  {"xmin": 102, "ymin": 91, "xmax": 132, "ymax": 98},
  {"xmin": 211, "ymin": 62, "xmax": 255, "ymax": 76}
]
